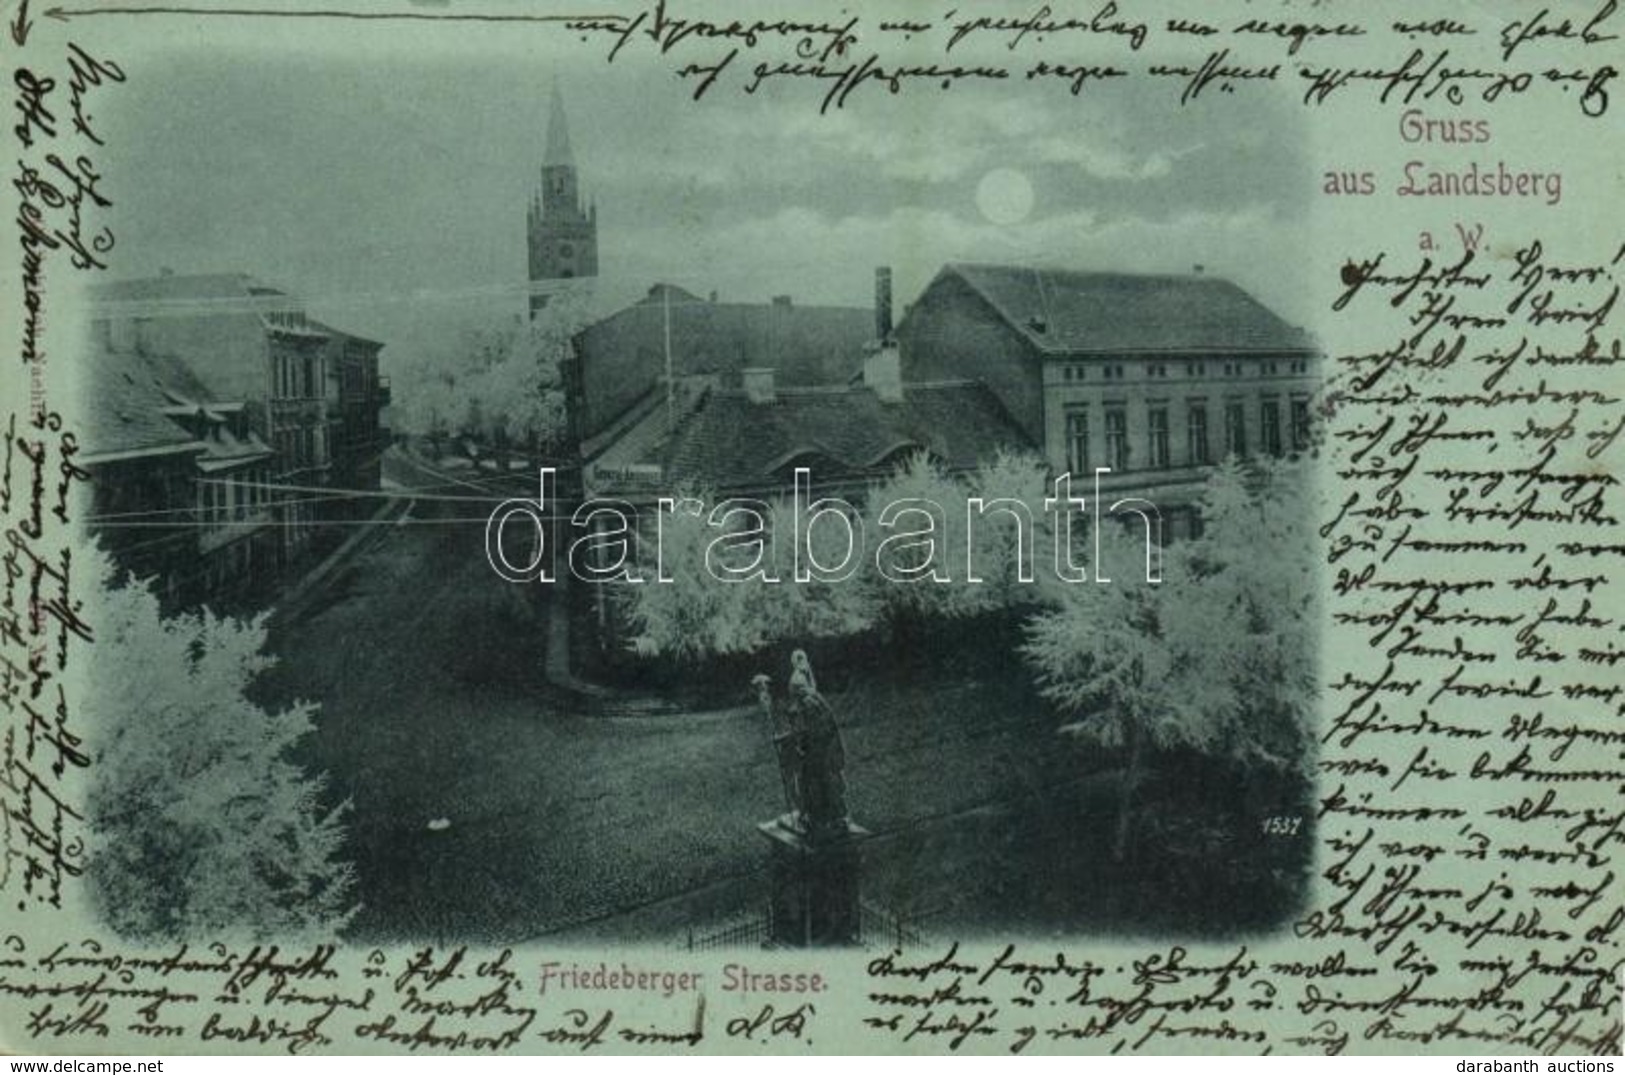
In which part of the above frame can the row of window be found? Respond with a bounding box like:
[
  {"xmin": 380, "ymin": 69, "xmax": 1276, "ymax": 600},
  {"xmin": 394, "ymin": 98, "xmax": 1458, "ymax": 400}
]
[
  {"xmin": 197, "ymin": 468, "xmax": 271, "ymax": 528},
  {"xmin": 276, "ymin": 427, "xmax": 326, "ymax": 472},
  {"xmin": 1058, "ymin": 357, "xmax": 1313, "ymax": 383},
  {"xmin": 275, "ymin": 349, "xmax": 322, "ymax": 399},
  {"xmin": 340, "ymin": 365, "xmax": 375, "ymax": 396},
  {"xmin": 202, "ymin": 483, "xmax": 318, "ymax": 548},
  {"xmin": 1062, "ymin": 397, "xmax": 1312, "ymax": 473},
  {"xmin": 278, "ymin": 351, "xmax": 383, "ymax": 401}
]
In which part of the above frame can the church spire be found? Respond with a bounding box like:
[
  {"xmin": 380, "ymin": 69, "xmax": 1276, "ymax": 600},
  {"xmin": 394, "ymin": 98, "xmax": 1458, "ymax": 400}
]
[
  {"xmin": 528, "ymin": 78, "xmax": 597, "ymax": 317},
  {"xmin": 543, "ymin": 79, "xmax": 574, "ymax": 169}
]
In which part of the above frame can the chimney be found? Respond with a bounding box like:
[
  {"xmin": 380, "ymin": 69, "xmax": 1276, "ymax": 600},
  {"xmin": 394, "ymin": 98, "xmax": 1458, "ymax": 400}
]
[
  {"xmin": 863, "ymin": 346, "xmax": 903, "ymax": 404},
  {"xmin": 742, "ymin": 367, "xmax": 777, "ymax": 404},
  {"xmin": 1192, "ymin": 264, "xmax": 1205, "ymax": 274},
  {"xmin": 874, "ymin": 266, "xmax": 893, "ymax": 343},
  {"xmin": 772, "ymin": 295, "xmax": 792, "ymax": 308}
]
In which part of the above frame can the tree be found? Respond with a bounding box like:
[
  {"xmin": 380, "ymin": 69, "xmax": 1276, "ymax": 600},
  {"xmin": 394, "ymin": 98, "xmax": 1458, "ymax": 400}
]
[
  {"xmin": 620, "ymin": 450, "xmax": 1059, "ymax": 663},
  {"xmin": 859, "ymin": 450, "xmax": 1053, "ymax": 634},
  {"xmin": 82, "ymin": 551, "xmax": 356, "ymax": 940},
  {"xmin": 862, "ymin": 452, "xmax": 975, "ymax": 625},
  {"xmin": 389, "ymin": 291, "xmax": 585, "ymax": 463},
  {"xmin": 1174, "ymin": 456, "xmax": 1320, "ymax": 778},
  {"xmin": 963, "ymin": 449, "xmax": 1054, "ymax": 614},
  {"xmin": 1024, "ymin": 522, "xmax": 1185, "ymax": 861},
  {"xmin": 1023, "ymin": 457, "xmax": 1320, "ymax": 860},
  {"xmin": 624, "ymin": 492, "xmax": 878, "ymax": 660}
]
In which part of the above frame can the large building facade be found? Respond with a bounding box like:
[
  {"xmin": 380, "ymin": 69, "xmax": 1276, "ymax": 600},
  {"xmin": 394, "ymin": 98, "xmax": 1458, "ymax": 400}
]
[
  {"xmin": 897, "ymin": 264, "xmax": 1321, "ymax": 537},
  {"xmin": 87, "ymin": 273, "xmax": 389, "ymax": 607},
  {"xmin": 79, "ymin": 342, "xmax": 279, "ymax": 610},
  {"xmin": 526, "ymin": 83, "xmax": 597, "ymax": 317},
  {"xmin": 317, "ymin": 320, "xmax": 390, "ymax": 498}
]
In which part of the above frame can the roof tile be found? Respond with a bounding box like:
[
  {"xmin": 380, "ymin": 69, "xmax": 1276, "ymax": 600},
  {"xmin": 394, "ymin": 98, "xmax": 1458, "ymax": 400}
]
[
  {"xmin": 638, "ymin": 381, "xmax": 1034, "ymax": 493},
  {"xmin": 939, "ymin": 263, "xmax": 1313, "ymax": 355}
]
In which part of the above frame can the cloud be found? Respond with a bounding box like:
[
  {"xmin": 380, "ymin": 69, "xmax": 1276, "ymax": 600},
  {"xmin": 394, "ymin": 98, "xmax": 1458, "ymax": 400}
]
[
  {"xmin": 674, "ymin": 107, "xmax": 989, "ymax": 186},
  {"xmin": 675, "ymin": 93, "xmax": 1115, "ymax": 189},
  {"xmin": 1033, "ymin": 136, "xmax": 1206, "ymax": 181},
  {"xmin": 605, "ymin": 202, "xmax": 1299, "ymax": 309},
  {"xmin": 95, "ymin": 48, "xmax": 1312, "ymax": 384},
  {"xmin": 655, "ymin": 201, "xmax": 1308, "ymax": 322}
]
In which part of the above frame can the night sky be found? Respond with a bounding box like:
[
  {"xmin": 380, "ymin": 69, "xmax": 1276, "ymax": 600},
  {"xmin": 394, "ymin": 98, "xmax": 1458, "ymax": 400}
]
[{"xmin": 94, "ymin": 28, "xmax": 1312, "ymax": 374}]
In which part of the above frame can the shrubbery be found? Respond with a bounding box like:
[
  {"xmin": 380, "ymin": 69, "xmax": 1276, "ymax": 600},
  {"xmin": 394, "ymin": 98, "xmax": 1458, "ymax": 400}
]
[{"xmin": 83, "ymin": 551, "xmax": 356, "ymax": 940}]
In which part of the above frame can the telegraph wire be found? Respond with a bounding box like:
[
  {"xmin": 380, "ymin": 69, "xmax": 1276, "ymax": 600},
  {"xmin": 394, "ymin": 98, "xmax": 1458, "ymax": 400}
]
[
  {"xmin": 87, "ymin": 515, "xmax": 575, "ymax": 529},
  {"xmin": 83, "ymin": 464, "xmax": 556, "ymax": 521}
]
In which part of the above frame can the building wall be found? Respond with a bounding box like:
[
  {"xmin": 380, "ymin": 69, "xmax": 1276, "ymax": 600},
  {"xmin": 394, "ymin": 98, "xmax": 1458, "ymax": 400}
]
[
  {"xmin": 196, "ymin": 459, "xmax": 278, "ymax": 605},
  {"xmin": 1041, "ymin": 352, "xmax": 1320, "ymax": 542},
  {"xmin": 86, "ymin": 452, "xmax": 199, "ymax": 608},
  {"xmin": 896, "ymin": 274, "xmax": 1321, "ymax": 540},
  {"xmin": 324, "ymin": 336, "xmax": 387, "ymax": 499},
  {"xmin": 1041, "ymin": 354, "xmax": 1319, "ymax": 477},
  {"xmin": 93, "ymin": 289, "xmax": 384, "ymax": 591},
  {"xmin": 896, "ymin": 273, "xmax": 1046, "ymax": 444},
  {"xmin": 97, "ymin": 304, "xmax": 329, "ymax": 505},
  {"xmin": 566, "ymin": 312, "xmax": 651, "ymax": 445},
  {"xmin": 266, "ymin": 331, "xmax": 329, "ymax": 556}
]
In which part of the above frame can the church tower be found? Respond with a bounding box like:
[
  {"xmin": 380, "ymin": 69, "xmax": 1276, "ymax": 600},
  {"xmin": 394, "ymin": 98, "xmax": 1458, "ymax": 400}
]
[{"xmin": 527, "ymin": 82, "xmax": 597, "ymax": 316}]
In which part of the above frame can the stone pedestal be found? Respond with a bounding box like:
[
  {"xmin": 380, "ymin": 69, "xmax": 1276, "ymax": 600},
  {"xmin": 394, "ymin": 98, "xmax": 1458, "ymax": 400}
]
[{"xmin": 757, "ymin": 815, "xmax": 869, "ymax": 948}]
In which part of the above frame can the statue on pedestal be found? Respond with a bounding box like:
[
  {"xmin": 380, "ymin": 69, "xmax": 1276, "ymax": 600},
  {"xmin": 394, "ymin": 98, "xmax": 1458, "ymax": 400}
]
[
  {"xmin": 753, "ymin": 650, "xmax": 849, "ymax": 841},
  {"xmin": 753, "ymin": 672, "xmax": 801, "ymax": 826},
  {"xmin": 788, "ymin": 650, "xmax": 849, "ymax": 838}
]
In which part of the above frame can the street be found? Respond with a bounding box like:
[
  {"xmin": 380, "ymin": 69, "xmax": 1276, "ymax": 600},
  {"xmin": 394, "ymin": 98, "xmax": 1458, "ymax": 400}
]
[{"xmin": 255, "ymin": 450, "xmax": 1277, "ymax": 945}]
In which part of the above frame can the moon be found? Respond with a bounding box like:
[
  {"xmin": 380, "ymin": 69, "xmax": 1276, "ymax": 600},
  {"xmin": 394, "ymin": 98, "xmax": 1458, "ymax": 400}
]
[{"xmin": 975, "ymin": 168, "xmax": 1035, "ymax": 226}]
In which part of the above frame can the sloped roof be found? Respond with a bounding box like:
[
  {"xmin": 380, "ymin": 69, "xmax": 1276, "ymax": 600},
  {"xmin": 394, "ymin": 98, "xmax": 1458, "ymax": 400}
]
[
  {"xmin": 577, "ymin": 288, "xmax": 874, "ymax": 388},
  {"xmin": 543, "ymin": 80, "xmax": 574, "ymax": 169},
  {"xmin": 194, "ymin": 422, "xmax": 274, "ymax": 470},
  {"xmin": 87, "ymin": 274, "xmax": 280, "ymax": 403},
  {"xmin": 79, "ymin": 302, "xmax": 276, "ymax": 465},
  {"xmin": 77, "ymin": 345, "xmax": 203, "ymax": 462},
  {"xmin": 650, "ymin": 380, "xmax": 1032, "ymax": 492},
  {"xmin": 308, "ymin": 318, "xmax": 384, "ymax": 351},
  {"xmin": 88, "ymin": 273, "xmax": 328, "ymax": 340},
  {"xmin": 90, "ymin": 272, "xmax": 279, "ymax": 313},
  {"xmin": 585, "ymin": 375, "xmax": 712, "ymax": 466},
  {"xmin": 929, "ymin": 263, "xmax": 1313, "ymax": 355},
  {"xmin": 87, "ymin": 274, "xmax": 387, "ymax": 408},
  {"xmin": 140, "ymin": 347, "xmax": 214, "ymax": 402}
]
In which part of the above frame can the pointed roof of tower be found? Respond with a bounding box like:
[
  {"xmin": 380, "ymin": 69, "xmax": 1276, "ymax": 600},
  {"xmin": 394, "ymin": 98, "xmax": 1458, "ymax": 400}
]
[{"xmin": 543, "ymin": 80, "xmax": 574, "ymax": 168}]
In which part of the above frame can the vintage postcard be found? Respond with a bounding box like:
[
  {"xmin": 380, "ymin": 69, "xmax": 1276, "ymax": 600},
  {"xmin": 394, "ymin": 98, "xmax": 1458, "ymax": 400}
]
[{"xmin": 0, "ymin": 0, "xmax": 1620, "ymax": 1056}]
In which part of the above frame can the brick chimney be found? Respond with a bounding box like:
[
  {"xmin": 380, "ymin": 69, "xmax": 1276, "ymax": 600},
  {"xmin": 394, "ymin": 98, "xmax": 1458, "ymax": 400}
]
[
  {"xmin": 874, "ymin": 266, "xmax": 893, "ymax": 343},
  {"xmin": 742, "ymin": 367, "xmax": 777, "ymax": 403}
]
